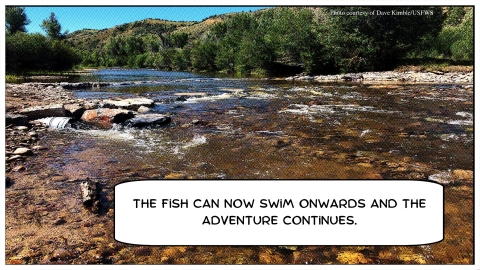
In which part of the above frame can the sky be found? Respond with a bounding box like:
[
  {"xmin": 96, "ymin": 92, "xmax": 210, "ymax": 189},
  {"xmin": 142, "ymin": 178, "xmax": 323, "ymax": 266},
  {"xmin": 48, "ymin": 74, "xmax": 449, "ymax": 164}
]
[{"xmin": 23, "ymin": 6, "xmax": 268, "ymax": 34}]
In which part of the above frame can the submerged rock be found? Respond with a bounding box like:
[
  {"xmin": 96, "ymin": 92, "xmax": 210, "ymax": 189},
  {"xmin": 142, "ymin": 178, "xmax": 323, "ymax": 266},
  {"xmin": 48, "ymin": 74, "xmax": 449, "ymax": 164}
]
[
  {"xmin": 123, "ymin": 114, "xmax": 171, "ymax": 127},
  {"xmin": 81, "ymin": 108, "xmax": 134, "ymax": 128},
  {"xmin": 428, "ymin": 169, "xmax": 473, "ymax": 184},
  {"xmin": 19, "ymin": 104, "xmax": 65, "ymax": 120}
]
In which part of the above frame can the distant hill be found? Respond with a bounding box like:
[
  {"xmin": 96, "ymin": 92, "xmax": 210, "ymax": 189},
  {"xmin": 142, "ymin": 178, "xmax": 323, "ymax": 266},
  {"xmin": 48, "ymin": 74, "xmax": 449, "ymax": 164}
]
[{"xmin": 66, "ymin": 18, "xmax": 197, "ymax": 51}]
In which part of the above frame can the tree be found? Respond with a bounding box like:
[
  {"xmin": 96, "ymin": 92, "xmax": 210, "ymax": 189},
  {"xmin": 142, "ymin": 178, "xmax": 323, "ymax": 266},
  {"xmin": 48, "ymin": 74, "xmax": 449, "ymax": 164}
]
[
  {"xmin": 6, "ymin": 32, "xmax": 80, "ymax": 74},
  {"xmin": 319, "ymin": 6, "xmax": 445, "ymax": 72},
  {"xmin": 5, "ymin": 6, "xmax": 30, "ymax": 35},
  {"xmin": 40, "ymin": 12, "xmax": 65, "ymax": 39}
]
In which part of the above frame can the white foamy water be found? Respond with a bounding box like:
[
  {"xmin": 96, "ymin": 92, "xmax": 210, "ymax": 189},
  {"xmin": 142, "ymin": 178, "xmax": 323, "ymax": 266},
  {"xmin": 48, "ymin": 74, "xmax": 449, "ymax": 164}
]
[
  {"xmin": 184, "ymin": 93, "xmax": 233, "ymax": 103},
  {"xmin": 183, "ymin": 135, "xmax": 207, "ymax": 148},
  {"xmin": 447, "ymin": 119, "xmax": 473, "ymax": 126},
  {"xmin": 37, "ymin": 117, "xmax": 72, "ymax": 129},
  {"xmin": 456, "ymin": 111, "xmax": 473, "ymax": 118},
  {"xmin": 173, "ymin": 135, "xmax": 207, "ymax": 155},
  {"xmin": 279, "ymin": 104, "xmax": 398, "ymax": 116}
]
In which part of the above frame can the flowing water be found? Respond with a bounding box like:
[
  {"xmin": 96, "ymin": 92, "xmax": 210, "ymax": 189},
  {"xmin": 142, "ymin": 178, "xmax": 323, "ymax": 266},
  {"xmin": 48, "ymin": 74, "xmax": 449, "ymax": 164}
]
[{"xmin": 7, "ymin": 69, "xmax": 473, "ymax": 264}]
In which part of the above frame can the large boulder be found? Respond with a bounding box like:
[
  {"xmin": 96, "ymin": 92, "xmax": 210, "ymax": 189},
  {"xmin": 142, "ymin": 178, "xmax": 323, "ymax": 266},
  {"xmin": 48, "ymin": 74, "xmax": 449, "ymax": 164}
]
[
  {"xmin": 19, "ymin": 104, "xmax": 65, "ymax": 120},
  {"xmin": 6, "ymin": 113, "xmax": 29, "ymax": 126},
  {"xmin": 81, "ymin": 108, "xmax": 134, "ymax": 128},
  {"xmin": 103, "ymin": 98, "xmax": 154, "ymax": 111},
  {"xmin": 123, "ymin": 114, "xmax": 171, "ymax": 128}
]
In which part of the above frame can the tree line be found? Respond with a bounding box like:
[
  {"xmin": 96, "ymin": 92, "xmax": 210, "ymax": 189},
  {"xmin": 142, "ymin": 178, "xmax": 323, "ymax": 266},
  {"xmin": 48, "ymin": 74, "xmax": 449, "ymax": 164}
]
[{"xmin": 5, "ymin": 6, "xmax": 473, "ymax": 76}]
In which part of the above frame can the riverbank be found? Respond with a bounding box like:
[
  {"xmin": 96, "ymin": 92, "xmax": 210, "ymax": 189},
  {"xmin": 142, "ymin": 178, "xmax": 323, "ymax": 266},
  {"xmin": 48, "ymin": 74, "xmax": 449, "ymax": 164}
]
[{"xmin": 286, "ymin": 69, "xmax": 473, "ymax": 84}]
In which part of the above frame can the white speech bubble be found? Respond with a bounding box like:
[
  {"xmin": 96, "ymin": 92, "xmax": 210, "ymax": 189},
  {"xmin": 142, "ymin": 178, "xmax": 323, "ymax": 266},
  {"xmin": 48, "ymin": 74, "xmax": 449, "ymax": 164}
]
[{"xmin": 115, "ymin": 180, "xmax": 443, "ymax": 246}]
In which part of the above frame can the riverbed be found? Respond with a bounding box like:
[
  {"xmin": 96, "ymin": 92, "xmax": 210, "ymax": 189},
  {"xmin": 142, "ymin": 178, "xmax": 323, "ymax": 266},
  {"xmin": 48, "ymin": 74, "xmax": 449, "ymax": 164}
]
[{"xmin": 5, "ymin": 69, "xmax": 473, "ymax": 264}]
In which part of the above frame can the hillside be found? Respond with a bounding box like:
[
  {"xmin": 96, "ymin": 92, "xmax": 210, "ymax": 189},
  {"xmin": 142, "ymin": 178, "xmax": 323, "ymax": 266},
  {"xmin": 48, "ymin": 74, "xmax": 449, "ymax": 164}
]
[
  {"xmin": 58, "ymin": 6, "xmax": 472, "ymax": 76},
  {"xmin": 66, "ymin": 18, "xmax": 197, "ymax": 51}
]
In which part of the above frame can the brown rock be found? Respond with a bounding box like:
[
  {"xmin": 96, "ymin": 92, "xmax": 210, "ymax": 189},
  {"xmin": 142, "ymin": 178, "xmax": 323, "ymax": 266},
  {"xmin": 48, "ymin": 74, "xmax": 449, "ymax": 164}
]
[
  {"xmin": 51, "ymin": 248, "xmax": 72, "ymax": 261},
  {"xmin": 164, "ymin": 172, "xmax": 188, "ymax": 179},
  {"xmin": 81, "ymin": 108, "xmax": 134, "ymax": 128},
  {"xmin": 12, "ymin": 165, "xmax": 25, "ymax": 172},
  {"xmin": 337, "ymin": 251, "xmax": 372, "ymax": 264},
  {"xmin": 452, "ymin": 169, "xmax": 473, "ymax": 180}
]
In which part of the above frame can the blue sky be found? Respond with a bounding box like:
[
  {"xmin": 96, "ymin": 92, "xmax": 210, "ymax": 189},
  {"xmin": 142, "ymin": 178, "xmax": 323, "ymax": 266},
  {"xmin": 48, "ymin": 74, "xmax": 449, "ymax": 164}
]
[{"xmin": 23, "ymin": 7, "xmax": 267, "ymax": 34}]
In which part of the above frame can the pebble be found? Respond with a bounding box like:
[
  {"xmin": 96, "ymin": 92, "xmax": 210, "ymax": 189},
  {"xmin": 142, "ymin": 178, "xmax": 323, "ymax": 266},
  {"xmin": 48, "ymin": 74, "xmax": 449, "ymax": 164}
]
[
  {"xmin": 28, "ymin": 131, "xmax": 38, "ymax": 137},
  {"xmin": 13, "ymin": 148, "xmax": 33, "ymax": 156},
  {"xmin": 51, "ymin": 248, "xmax": 71, "ymax": 261},
  {"xmin": 164, "ymin": 172, "xmax": 188, "ymax": 179},
  {"xmin": 12, "ymin": 165, "xmax": 25, "ymax": 172},
  {"xmin": 8, "ymin": 155, "xmax": 23, "ymax": 161},
  {"xmin": 32, "ymin": 145, "xmax": 48, "ymax": 150},
  {"xmin": 52, "ymin": 218, "xmax": 67, "ymax": 225},
  {"xmin": 16, "ymin": 126, "xmax": 29, "ymax": 131}
]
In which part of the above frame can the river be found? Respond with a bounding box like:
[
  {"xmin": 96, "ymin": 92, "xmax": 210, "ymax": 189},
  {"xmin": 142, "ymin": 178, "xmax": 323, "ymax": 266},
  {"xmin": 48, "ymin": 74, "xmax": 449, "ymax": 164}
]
[{"xmin": 6, "ymin": 69, "xmax": 473, "ymax": 264}]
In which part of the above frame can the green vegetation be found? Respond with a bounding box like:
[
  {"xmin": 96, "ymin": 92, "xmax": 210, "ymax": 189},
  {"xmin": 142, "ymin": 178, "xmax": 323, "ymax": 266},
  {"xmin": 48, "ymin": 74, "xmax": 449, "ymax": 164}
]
[
  {"xmin": 41, "ymin": 12, "xmax": 67, "ymax": 40},
  {"xmin": 5, "ymin": 7, "xmax": 30, "ymax": 35},
  {"xmin": 5, "ymin": 6, "xmax": 474, "ymax": 76},
  {"xmin": 408, "ymin": 7, "xmax": 473, "ymax": 62},
  {"xmin": 6, "ymin": 7, "xmax": 80, "ymax": 75}
]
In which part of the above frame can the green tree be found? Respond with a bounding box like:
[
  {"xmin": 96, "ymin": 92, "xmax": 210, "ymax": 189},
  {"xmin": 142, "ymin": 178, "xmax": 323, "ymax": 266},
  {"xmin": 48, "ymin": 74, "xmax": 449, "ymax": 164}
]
[
  {"xmin": 450, "ymin": 8, "xmax": 473, "ymax": 60},
  {"xmin": 319, "ymin": 6, "xmax": 445, "ymax": 72},
  {"xmin": 40, "ymin": 12, "xmax": 65, "ymax": 39},
  {"xmin": 191, "ymin": 41, "xmax": 217, "ymax": 71},
  {"xmin": 6, "ymin": 32, "xmax": 79, "ymax": 74},
  {"xmin": 5, "ymin": 6, "xmax": 30, "ymax": 35}
]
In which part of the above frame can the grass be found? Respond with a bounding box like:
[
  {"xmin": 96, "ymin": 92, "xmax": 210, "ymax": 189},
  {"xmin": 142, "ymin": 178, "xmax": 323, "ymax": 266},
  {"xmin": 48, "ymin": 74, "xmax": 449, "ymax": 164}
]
[{"xmin": 5, "ymin": 75, "xmax": 22, "ymax": 83}]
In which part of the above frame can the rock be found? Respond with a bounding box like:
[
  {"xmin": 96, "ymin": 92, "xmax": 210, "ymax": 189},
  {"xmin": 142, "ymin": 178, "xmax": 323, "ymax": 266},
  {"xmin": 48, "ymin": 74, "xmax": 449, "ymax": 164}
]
[
  {"xmin": 84, "ymin": 100, "xmax": 101, "ymax": 110},
  {"xmin": 53, "ymin": 218, "xmax": 67, "ymax": 225},
  {"xmin": 452, "ymin": 169, "xmax": 473, "ymax": 180},
  {"xmin": 16, "ymin": 126, "xmax": 29, "ymax": 131},
  {"xmin": 137, "ymin": 106, "xmax": 151, "ymax": 113},
  {"xmin": 336, "ymin": 251, "xmax": 372, "ymax": 264},
  {"xmin": 174, "ymin": 92, "xmax": 207, "ymax": 97},
  {"xmin": 13, "ymin": 147, "xmax": 33, "ymax": 156},
  {"xmin": 123, "ymin": 114, "xmax": 171, "ymax": 127},
  {"xmin": 60, "ymin": 82, "xmax": 92, "ymax": 89},
  {"xmin": 6, "ymin": 177, "xmax": 12, "ymax": 187},
  {"xmin": 6, "ymin": 113, "xmax": 29, "ymax": 126},
  {"xmin": 81, "ymin": 108, "xmax": 134, "ymax": 128},
  {"xmin": 19, "ymin": 104, "xmax": 65, "ymax": 120},
  {"xmin": 164, "ymin": 172, "xmax": 188, "ymax": 179},
  {"xmin": 64, "ymin": 103, "xmax": 86, "ymax": 119},
  {"xmin": 428, "ymin": 169, "xmax": 472, "ymax": 184},
  {"xmin": 103, "ymin": 98, "xmax": 154, "ymax": 110},
  {"xmin": 51, "ymin": 248, "xmax": 72, "ymax": 261},
  {"xmin": 81, "ymin": 180, "xmax": 100, "ymax": 212},
  {"xmin": 8, "ymin": 155, "xmax": 23, "ymax": 161},
  {"xmin": 12, "ymin": 165, "xmax": 25, "ymax": 172},
  {"xmin": 32, "ymin": 145, "xmax": 48, "ymax": 151},
  {"xmin": 28, "ymin": 131, "xmax": 38, "ymax": 137}
]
